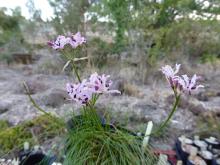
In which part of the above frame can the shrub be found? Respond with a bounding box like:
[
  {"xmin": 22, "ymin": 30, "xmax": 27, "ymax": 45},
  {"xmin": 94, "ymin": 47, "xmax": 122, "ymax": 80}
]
[
  {"xmin": 0, "ymin": 115, "xmax": 65, "ymax": 154},
  {"xmin": 149, "ymin": 19, "xmax": 220, "ymax": 62},
  {"xmin": 88, "ymin": 38, "xmax": 113, "ymax": 68}
]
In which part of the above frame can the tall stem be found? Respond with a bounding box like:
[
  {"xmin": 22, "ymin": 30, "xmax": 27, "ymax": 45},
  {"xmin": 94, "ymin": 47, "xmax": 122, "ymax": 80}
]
[
  {"xmin": 151, "ymin": 94, "xmax": 181, "ymax": 136},
  {"xmin": 23, "ymin": 82, "xmax": 62, "ymax": 125},
  {"xmin": 62, "ymin": 50, "xmax": 81, "ymax": 83},
  {"xmin": 71, "ymin": 61, "xmax": 81, "ymax": 83}
]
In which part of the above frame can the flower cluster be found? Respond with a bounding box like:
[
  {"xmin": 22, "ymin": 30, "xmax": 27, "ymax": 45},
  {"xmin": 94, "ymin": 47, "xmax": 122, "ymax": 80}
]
[
  {"xmin": 66, "ymin": 73, "xmax": 120, "ymax": 105},
  {"xmin": 161, "ymin": 64, "xmax": 181, "ymax": 89},
  {"xmin": 48, "ymin": 32, "xmax": 86, "ymax": 50},
  {"xmin": 161, "ymin": 64, "xmax": 204, "ymax": 95}
]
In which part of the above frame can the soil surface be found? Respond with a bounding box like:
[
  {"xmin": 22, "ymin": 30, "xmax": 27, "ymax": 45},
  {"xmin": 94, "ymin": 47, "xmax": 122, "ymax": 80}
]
[{"xmin": 0, "ymin": 49, "xmax": 220, "ymax": 154}]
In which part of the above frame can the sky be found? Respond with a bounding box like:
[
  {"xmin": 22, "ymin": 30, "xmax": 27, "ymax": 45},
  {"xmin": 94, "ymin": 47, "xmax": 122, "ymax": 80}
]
[
  {"xmin": 0, "ymin": 0, "xmax": 219, "ymax": 21},
  {"xmin": 0, "ymin": 0, "xmax": 54, "ymax": 21}
]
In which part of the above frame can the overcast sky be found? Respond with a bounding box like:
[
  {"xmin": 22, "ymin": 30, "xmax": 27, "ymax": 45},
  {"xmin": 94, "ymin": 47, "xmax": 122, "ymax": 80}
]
[
  {"xmin": 1, "ymin": 0, "xmax": 219, "ymax": 21},
  {"xmin": 0, "ymin": 0, "xmax": 54, "ymax": 21}
]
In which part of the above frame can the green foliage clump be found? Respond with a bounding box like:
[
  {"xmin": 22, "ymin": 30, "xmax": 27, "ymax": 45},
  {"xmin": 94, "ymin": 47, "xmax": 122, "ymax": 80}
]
[
  {"xmin": 0, "ymin": 7, "xmax": 29, "ymax": 64},
  {"xmin": 0, "ymin": 115, "xmax": 65, "ymax": 154},
  {"xmin": 149, "ymin": 20, "xmax": 220, "ymax": 62},
  {"xmin": 0, "ymin": 122, "xmax": 32, "ymax": 154},
  {"xmin": 64, "ymin": 110, "xmax": 158, "ymax": 165},
  {"xmin": 196, "ymin": 113, "xmax": 220, "ymax": 139},
  {"xmin": 25, "ymin": 115, "xmax": 65, "ymax": 142},
  {"xmin": 0, "ymin": 120, "xmax": 10, "ymax": 132},
  {"xmin": 0, "ymin": 7, "xmax": 23, "ymax": 46},
  {"xmin": 89, "ymin": 38, "xmax": 113, "ymax": 68},
  {"xmin": 49, "ymin": 0, "xmax": 90, "ymax": 33}
]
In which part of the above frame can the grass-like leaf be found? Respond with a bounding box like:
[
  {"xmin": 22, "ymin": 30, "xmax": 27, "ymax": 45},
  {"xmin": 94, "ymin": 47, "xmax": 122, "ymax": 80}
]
[{"xmin": 64, "ymin": 109, "xmax": 159, "ymax": 165}]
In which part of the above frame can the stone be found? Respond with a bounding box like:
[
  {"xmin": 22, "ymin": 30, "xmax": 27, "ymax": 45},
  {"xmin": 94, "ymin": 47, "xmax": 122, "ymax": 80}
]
[
  {"xmin": 197, "ymin": 92, "xmax": 209, "ymax": 101},
  {"xmin": 0, "ymin": 101, "xmax": 11, "ymax": 114},
  {"xmin": 109, "ymin": 78, "xmax": 125, "ymax": 96},
  {"xmin": 166, "ymin": 94, "xmax": 207, "ymax": 116},
  {"xmin": 188, "ymin": 104, "xmax": 206, "ymax": 115},
  {"xmin": 166, "ymin": 95, "xmax": 190, "ymax": 109},
  {"xmin": 15, "ymin": 79, "xmax": 48, "ymax": 95},
  {"xmin": 41, "ymin": 89, "xmax": 68, "ymax": 108},
  {"xmin": 133, "ymin": 103, "xmax": 157, "ymax": 111}
]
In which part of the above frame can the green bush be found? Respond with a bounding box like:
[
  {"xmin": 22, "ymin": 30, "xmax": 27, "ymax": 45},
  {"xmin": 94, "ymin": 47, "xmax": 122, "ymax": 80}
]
[
  {"xmin": 88, "ymin": 38, "xmax": 113, "ymax": 68},
  {"xmin": 159, "ymin": 20, "xmax": 220, "ymax": 60},
  {"xmin": 0, "ymin": 115, "xmax": 65, "ymax": 154},
  {"xmin": 0, "ymin": 120, "xmax": 10, "ymax": 132}
]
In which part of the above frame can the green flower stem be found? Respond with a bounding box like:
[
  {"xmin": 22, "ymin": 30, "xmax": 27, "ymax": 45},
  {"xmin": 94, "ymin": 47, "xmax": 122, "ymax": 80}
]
[
  {"xmin": 23, "ymin": 82, "xmax": 58, "ymax": 122},
  {"xmin": 62, "ymin": 50, "xmax": 81, "ymax": 83},
  {"xmin": 71, "ymin": 61, "xmax": 81, "ymax": 83},
  {"xmin": 151, "ymin": 94, "xmax": 181, "ymax": 136}
]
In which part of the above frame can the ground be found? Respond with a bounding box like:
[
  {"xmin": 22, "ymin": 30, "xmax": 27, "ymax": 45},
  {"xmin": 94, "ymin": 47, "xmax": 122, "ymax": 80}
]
[{"xmin": 0, "ymin": 49, "xmax": 220, "ymax": 157}]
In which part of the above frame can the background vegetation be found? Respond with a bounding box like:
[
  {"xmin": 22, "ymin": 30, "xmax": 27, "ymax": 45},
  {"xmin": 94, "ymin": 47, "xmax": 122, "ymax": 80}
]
[{"xmin": 1, "ymin": 0, "xmax": 220, "ymax": 67}]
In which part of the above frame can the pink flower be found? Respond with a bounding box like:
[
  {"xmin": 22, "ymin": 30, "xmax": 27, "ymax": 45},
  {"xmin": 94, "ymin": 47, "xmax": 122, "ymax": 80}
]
[
  {"xmin": 66, "ymin": 73, "xmax": 121, "ymax": 106},
  {"xmin": 66, "ymin": 80, "xmax": 92, "ymax": 105},
  {"xmin": 48, "ymin": 32, "xmax": 86, "ymax": 50},
  {"xmin": 161, "ymin": 64, "xmax": 204, "ymax": 95},
  {"xmin": 160, "ymin": 64, "xmax": 181, "ymax": 89},
  {"xmin": 177, "ymin": 74, "xmax": 204, "ymax": 95},
  {"xmin": 48, "ymin": 35, "xmax": 68, "ymax": 50},
  {"xmin": 74, "ymin": 32, "xmax": 86, "ymax": 45},
  {"xmin": 67, "ymin": 32, "xmax": 86, "ymax": 48},
  {"xmin": 88, "ymin": 72, "xmax": 121, "ymax": 94}
]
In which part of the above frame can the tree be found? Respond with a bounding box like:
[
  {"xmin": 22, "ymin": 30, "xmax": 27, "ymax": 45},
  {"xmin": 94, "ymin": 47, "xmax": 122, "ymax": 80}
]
[
  {"xmin": 91, "ymin": 0, "xmax": 133, "ymax": 52},
  {"xmin": 26, "ymin": 0, "xmax": 43, "ymax": 22},
  {"xmin": 0, "ymin": 7, "xmax": 24, "ymax": 46},
  {"xmin": 48, "ymin": 0, "xmax": 90, "ymax": 34}
]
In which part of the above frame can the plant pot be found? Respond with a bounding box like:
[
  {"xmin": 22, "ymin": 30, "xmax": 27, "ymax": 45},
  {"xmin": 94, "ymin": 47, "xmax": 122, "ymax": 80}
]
[
  {"xmin": 187, "ymin": 157, "xmax": 208, "ymax": 165},
  {"xmin": 193, "ymin": 140, "xmax": 208, "ymax": 151},
  {"xmin": 186, "ymin": 159, "xmax": 194, "ymax": 165},
  {"xmin": 175, "ymin": 139, "xmax": 190, "ymax": 164},
  {"xmin": 19, "ymin": 151, "xmax": 56, "ymax": 165},
  {"xmin": 205, "ymin": 138, "xmax": 220, "ymax": 150}
]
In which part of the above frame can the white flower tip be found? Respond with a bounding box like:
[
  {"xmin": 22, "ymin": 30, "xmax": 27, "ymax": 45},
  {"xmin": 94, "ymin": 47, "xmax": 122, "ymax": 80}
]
[
  {"xmin": 197, "ymin": 85, "xmax": 204, "ymax": 88},
  {"xmin": 176, "ymin": 63, "xmax": 181, "ymax": 67}
]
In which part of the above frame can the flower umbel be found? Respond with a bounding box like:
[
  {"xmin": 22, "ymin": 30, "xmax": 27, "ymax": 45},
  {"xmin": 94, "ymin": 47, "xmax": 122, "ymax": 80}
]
[
  {"xmin": 161, "ymin": 64, "xmax": 204, "ymax": 95},
  {"xmin": 177, "ymin": 74, "xmax": 204, "ymax": 95},
  {"xmin": 160, "ymin": 64, "xmax": 181, "ymax": 89},
  {"xmin": 66, "ymin": 73, "xmax": 120, "ymax": 106},
  {"xmin": 88, "ymin": 72, "xmax": 121, "ymax": 94},
  {"xmin": 48, "ymin": 32, "xmax": 86, "ymax": 50},
  {"xmin": 66, "ymin": 80, "xmax": 93, "ymax": 105},
  {"xmin": 48, "ymin": 35, "xmax": 68, "ymax": 50},
  {"xmin": 153, "ymin": 64, "xmax": 204, "ymax": 135}
]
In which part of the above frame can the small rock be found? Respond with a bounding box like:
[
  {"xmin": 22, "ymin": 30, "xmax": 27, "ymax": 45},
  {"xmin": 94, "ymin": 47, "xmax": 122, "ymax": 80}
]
[
  {"xmin": 133, "ymin": 103, "xmax": 157, "ymax": 111},
  {"xmin": 166, "ymin": 94, "xmax": 207, "ymax": 116},
  {"xmin": 110, "ymin": 78, "xmax": 125, "ymax": 96},
  {"xmin": 197, "ymin": 92, "xmax": 209, "ymax": 101},
  {"xmin": 0, "ymin": 101, "xmax": 11, "ymax": 114},
  {"xmin": 41, "ymin": 89, "xmax": 68, "ymax": 107},
  {"xmin": 188, "ymin": 103, "xmax": 206, "ymax": 115},
  {"xmin": 166, "ymin": 95, "xmax": 190, "ymax": 109},
  {"xmin": 15, "ymin": 80, "xmax": 48, "ymax": 94},
  {"xmin": 111, "ymin": 78, "xmax": 143, "ymax": 97}
]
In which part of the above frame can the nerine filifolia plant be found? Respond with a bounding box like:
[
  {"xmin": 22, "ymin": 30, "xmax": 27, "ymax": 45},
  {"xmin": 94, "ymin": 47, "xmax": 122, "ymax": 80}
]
[
  {"xmin": 47, "ymin": 32, "xmax": 159, "ymax": 164},
  {"xmin": 48, "ymin": 32, "xmax": 121, "ymax": 109},
  {"xmin": 153, "ymin": 64, "xmax": 204, "ymax": 134},
  {"xmin": 23, "ymin": 32, "xmax": 204, "ymax": 164}
]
